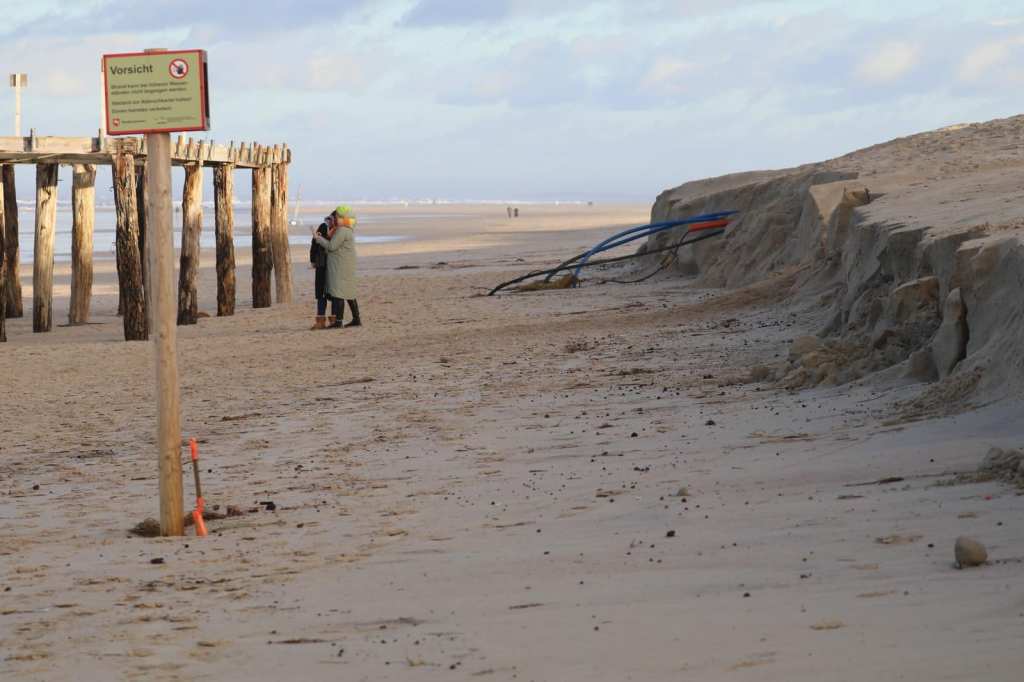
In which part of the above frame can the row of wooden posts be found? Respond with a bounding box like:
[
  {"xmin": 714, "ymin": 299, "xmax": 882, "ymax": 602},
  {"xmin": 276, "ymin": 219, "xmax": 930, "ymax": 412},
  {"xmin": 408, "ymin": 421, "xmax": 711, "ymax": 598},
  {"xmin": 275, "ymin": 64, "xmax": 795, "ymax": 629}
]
[{"xmin": 0, "ymin": 151, "xmax": 292, "ymax": 343}]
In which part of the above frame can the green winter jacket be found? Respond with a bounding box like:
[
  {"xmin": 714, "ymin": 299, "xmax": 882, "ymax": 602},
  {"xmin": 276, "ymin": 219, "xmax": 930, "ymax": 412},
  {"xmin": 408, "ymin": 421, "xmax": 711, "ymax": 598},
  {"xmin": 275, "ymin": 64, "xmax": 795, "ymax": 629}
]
[{"xmin": 314, "ymin": 226, "xmax": 357, "ymax": 299}]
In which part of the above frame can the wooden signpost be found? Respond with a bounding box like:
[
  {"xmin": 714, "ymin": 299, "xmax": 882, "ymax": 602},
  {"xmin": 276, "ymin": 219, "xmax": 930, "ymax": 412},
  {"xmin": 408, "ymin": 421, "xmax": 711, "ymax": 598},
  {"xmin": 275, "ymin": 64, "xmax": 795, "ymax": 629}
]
[{"xmin": 104, "ymin": 48, "xmax": 210, "ymax": 537}]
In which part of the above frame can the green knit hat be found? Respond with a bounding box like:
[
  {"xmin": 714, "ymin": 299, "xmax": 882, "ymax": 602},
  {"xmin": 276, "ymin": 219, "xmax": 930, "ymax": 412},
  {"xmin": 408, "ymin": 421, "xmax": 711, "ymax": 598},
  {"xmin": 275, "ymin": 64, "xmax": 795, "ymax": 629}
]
[{"xmin": 334, "ymin": 204, "xmax": 352, "ymax": 217}]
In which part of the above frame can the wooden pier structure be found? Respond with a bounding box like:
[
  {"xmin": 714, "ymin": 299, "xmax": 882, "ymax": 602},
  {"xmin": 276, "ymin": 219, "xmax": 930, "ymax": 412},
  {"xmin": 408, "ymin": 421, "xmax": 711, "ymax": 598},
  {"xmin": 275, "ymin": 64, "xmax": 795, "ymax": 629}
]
[{"xmin": 0, "ymin": 133, "xmax": 293, "ymax": 342}]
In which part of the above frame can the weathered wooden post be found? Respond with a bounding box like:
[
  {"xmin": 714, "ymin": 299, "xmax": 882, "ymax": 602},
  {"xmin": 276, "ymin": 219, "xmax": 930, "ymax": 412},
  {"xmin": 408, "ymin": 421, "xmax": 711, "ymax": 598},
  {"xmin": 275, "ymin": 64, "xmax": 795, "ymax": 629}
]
[
  {"xmin": 177, "ymin": 161, "xmax": 202, "ymax": 324},
  {"xmin": 136, "ymin": 163, "xmax": 150, "ymax": 324},
  {"xmin": 33, "ymin": 163, "xmax": 58, "ymax": 333},
  {"xmin": 116, "ymin": 169, "xmax": 125, "ymax": 316},
  {"xmin": 251, "ymin": 164, "xmax": 273, "ymax": 308},
  {"xmin": 214, "ymin": 164, "xmax": 236, "ymax": 316},
  {"xmin": 270, "ymin": 149, "xmax": 292, "ymax": 304},
  {"xmin": 147, "ymin": 130, "xmax": 183, "ymax": 536},
  {"xmin": 0, "ymin": 187, "xmax": 6, "ymax": 343},
  {"xmin": 2, "ymin": 164, "xmax": 21, "ymax": 319},
  {"xmin": 112, "ymin": 153, "xmax": 148, "ymax": 340},
  {"xmin": 69, "ymin": 164, "xmax": 96, "ymax": 325}
]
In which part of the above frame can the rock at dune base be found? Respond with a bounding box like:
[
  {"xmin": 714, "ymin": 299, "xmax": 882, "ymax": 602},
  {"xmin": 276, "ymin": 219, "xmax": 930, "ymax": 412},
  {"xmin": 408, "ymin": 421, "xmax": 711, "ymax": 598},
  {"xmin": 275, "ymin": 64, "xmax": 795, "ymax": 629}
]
[
  {"xmin": 905, "ymin": 347, "xmax": 938, "ymax": 381},
  {"xmin": 789, "ymin": 335, "xmax": 821, "ymax": 361},
  {"xmin": 954, "ymin": 536, "xmax": 987, "ymax": 568},
  {"xmin": 930, "ymin": 288, "xmax": 968, "ymax": 378},
  {"xmin": 978, "ymin": 447, "xmax": 1023, "ymax": 476}
]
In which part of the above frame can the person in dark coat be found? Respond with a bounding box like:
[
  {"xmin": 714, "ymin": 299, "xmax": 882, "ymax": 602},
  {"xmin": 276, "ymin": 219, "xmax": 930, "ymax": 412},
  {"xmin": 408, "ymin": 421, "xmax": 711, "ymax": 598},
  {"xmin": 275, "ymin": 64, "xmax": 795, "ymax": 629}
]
[{"xmin": 309, "ymin": 215, "xmax": 333, "ymax": 330}]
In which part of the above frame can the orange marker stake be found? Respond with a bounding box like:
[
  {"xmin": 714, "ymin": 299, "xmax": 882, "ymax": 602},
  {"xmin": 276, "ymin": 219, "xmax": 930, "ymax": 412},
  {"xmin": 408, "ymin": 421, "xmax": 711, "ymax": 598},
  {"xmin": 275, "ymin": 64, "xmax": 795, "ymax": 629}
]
[
  {"xmin": 192, "ymin": 508, "xmax": 208, "ymax": 537},
  {"xmin": 189, "ymin": 438, "xmax": 207, "ymax": 537}
]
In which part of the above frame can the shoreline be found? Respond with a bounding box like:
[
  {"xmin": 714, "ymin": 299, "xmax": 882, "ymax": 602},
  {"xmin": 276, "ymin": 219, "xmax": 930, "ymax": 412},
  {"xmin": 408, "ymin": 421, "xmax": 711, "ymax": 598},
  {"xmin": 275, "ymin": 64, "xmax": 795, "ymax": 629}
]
[
  {"xmin": 1, "ymin": 203, "xmax": 649, "ymax": 317},
  {"xmin": 8, "ymin": 202, "xmax": 643, "ymax": 264}
]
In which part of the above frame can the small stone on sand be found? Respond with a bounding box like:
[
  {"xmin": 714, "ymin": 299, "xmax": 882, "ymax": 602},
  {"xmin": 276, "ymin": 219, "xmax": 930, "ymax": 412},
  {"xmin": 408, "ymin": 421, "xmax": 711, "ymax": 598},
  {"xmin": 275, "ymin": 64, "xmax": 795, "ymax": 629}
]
[
  {"xmin": 130, "ymin": 518, "xmax": 162, "ymax": 538},
  {"xmin": 954, "ymin": 536, "xmax": 987, "ymax": 568}
]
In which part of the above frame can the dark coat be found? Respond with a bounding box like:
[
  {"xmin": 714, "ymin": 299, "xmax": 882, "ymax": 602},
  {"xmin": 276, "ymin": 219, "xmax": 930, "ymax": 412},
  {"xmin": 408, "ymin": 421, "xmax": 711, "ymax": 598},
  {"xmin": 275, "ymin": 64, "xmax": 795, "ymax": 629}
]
[{"xmin": 310, "ymin": 222, "xmax": 329, "ymax": 299}]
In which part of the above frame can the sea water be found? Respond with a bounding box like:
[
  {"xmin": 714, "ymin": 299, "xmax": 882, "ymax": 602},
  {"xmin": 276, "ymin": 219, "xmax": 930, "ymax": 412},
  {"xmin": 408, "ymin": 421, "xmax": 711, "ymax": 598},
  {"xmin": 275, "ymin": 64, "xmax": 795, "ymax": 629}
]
[{"xmin": 12, "ymin": 206, "xmax": 402, "ymax": 263}]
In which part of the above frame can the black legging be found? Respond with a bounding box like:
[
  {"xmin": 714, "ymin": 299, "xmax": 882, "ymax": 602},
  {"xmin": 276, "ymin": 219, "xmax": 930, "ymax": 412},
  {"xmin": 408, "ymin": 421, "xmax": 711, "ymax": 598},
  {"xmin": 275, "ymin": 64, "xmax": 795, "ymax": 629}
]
[{"xmin": 330, "ymin": 298, "xmax": 359, "ymax": 320}]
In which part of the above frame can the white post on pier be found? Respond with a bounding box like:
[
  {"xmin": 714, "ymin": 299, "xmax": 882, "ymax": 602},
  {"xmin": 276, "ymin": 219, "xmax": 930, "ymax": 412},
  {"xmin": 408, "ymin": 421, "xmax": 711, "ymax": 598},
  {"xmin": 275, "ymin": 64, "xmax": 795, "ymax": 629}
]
[{"xmin": 9, "ymin": 73, "xmax": 27, "ymax": 137}]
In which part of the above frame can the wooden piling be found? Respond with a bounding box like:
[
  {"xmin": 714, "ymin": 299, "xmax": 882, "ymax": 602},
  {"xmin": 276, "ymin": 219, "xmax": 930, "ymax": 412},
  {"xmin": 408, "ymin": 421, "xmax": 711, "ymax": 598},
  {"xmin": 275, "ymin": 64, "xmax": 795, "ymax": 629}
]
[
  {"xmin": 69, "ymin": 164, "xmax": 96, "ymax": 325},
  {"xmin": 251, "ymin": 166, "xmax": 273, "ymax": 308},
  {"xmin": 214, "ymin": 164, "xmax": 236, "ymax": 316},
  {"xmin": 136, "ymin": 163, "xmax": 150, "ymax": 326},
  {"xmin": 0, "ymin": 186, "xmax": 6, "ymax": 342},
  {"xmin": 177, "ymin": 162, "xmax": 202, "ymax": 324},
  {"xmin": 1, "ymin": 165, "xmax": 20, "ymax": 319},
  {"xmin": 112, "ymin": 153, "xmax": 148, "ymax": 341},
  {"xmin": 32, "ymin": 163, "xmax": 58, "ymax": 333},
  {"xmin": 270, "ymin": 159, "xmax": 292, "ymax": 304}
]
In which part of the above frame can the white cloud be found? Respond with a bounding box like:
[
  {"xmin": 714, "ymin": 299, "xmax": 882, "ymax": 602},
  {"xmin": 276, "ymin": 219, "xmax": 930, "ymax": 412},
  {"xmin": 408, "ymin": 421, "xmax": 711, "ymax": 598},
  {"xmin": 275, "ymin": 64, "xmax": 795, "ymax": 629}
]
[
  {"xmin": 855, "ymin": 42, "xmax": 919, "ymax": 83},
  {"xmin": 44, "ymin": 68, "xmax": 92, "ymax": 97},
  {"xmin": 305, "ymin": 53, "xmax": 369, "ymax": 91},
  {"xmin": 957, "ymin": 36, "xmax": 1024, "ymax": 82},
  {"xmin": 640, "ymin": 58, "xmax": 698, "ymax": 95}
]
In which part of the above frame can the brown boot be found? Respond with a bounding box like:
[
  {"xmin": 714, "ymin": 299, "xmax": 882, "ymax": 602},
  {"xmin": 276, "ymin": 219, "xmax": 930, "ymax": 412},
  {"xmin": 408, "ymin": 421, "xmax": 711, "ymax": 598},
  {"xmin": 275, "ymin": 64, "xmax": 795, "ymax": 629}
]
[
  {"xmin": 310, "ymin": 316, "xmax": 326, "ymax": 330},
  {"xmin": 326, "ymin": 316, "xmax": 336, "ymax": 328}
]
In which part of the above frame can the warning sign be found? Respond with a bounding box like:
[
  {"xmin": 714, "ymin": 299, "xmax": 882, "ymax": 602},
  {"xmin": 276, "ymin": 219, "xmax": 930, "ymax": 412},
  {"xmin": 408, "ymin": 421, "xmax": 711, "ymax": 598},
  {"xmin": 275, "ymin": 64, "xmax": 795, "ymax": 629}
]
[{"xmin": 103, "ymin": 49, "xmax": 210, "ymax": 135}]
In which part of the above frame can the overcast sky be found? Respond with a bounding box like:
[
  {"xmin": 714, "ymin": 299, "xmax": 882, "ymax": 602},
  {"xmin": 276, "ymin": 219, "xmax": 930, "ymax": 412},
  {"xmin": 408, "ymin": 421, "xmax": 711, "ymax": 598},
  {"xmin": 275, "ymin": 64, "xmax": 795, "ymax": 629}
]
[{"xmin": 0, "ymin": 0, "xmax": 1022, "ymax": 202}]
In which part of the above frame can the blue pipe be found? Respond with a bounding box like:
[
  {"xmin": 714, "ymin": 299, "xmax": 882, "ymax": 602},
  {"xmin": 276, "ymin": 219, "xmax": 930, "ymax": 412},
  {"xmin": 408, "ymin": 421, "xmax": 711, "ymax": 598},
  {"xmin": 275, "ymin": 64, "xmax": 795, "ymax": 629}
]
[
  {"xmin": 584, "ymin": 211, "xmax": 737, "ymax": 254},
  {"xmin": 544, "ymin": 211, "xmax": 737, "ymax": 282},
  {"xmin": 571, "ymin": 211, "xmax": 738, "ymax": 281}
]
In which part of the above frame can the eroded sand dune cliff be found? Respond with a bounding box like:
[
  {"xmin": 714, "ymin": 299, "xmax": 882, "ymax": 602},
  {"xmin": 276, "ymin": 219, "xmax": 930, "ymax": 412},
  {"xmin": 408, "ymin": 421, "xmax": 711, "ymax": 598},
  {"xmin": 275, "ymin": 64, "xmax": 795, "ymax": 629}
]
[{"xmin": 646, "ymin": 114, "xmax": 1024, "ymax": 401}]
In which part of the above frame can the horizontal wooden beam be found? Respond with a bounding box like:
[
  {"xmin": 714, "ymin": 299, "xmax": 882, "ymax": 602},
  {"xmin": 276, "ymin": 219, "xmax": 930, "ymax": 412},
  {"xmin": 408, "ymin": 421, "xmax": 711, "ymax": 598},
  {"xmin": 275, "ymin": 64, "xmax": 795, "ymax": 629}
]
[{"xmin": 0, "ymin": 136, "xmax": 291, "ymax": 168}]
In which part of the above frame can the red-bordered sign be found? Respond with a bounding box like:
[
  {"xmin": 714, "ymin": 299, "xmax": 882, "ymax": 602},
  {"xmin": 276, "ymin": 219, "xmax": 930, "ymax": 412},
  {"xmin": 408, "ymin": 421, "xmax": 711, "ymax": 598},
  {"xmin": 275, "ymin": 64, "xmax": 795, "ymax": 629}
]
[{"xmin": 102, "ymin": 49, "xmax": 210, "ymax": 135}]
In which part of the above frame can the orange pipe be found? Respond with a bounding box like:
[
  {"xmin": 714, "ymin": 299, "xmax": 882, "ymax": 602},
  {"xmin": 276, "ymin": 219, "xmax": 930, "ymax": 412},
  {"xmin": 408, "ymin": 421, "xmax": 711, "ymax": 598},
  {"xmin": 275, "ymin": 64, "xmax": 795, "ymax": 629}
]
[
  {"xmin": 192, "ymin": 509, "xmax": 208, "ymax": 537},
  {"xmin": 189, "ymin": 437, "xmax": 207, "ymax": 536},
  {"xmin": 687, "ymin": 219, "xmax": 730, "ymax": 232}
]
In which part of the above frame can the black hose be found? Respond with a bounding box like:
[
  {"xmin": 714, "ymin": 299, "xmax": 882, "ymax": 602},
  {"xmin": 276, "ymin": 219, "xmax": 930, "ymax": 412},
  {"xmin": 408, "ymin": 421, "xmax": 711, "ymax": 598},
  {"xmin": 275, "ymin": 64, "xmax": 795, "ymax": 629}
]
[
  {"xmin": 605, "ymin": 229, "xmax": 723, "ymax": 284},
  {"xmin": 487, "ymin": 229, "xmax": 725, "ymax": 296}
]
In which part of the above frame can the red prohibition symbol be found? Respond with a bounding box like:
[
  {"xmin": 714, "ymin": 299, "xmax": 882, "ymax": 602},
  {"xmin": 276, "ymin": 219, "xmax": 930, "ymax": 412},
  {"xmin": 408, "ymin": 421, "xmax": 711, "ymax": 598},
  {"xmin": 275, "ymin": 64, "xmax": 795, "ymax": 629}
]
[{"xmin": 169, "ymin": 58, "xmax": 189, "ymax": 79}]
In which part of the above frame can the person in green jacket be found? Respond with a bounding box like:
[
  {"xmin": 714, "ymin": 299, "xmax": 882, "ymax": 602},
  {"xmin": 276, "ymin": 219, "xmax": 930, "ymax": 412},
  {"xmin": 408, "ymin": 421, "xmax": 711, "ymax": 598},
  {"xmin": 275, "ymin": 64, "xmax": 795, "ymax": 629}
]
[{"xmin": 311, "ymin": 205, "xmax": 361, "ymax": 329}]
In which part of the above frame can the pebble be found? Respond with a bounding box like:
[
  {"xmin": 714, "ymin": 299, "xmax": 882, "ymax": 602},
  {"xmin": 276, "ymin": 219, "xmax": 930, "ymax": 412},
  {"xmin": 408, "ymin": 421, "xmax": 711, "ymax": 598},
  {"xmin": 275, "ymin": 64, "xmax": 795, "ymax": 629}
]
[
  {"xmin": 130, "ymin": 518, "xmax": 162, "ymax": 538},
  {"xmin": 954, "ymin": 536, "xmax": 987, "ymax": 568}
]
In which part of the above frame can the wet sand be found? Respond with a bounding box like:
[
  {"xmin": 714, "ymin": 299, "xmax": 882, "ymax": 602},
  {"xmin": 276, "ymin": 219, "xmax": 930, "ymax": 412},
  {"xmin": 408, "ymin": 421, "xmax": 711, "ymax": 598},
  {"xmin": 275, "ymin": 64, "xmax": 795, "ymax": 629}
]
[{"xmin": 1, "ymin": 203, "xmax": 1022, "ymax": 680}]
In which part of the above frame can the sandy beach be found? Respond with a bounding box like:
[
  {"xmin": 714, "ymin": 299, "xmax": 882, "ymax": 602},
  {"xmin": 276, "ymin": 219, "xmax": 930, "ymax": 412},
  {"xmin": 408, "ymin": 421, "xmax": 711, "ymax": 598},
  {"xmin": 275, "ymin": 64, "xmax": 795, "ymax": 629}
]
[
  {"xmin": 2, "ymin": 189, "xmax": 1022, "ymax": 680},
  {"xmin": 5, "ymin": 2, "xmax": 1024, "ymax": 679}
]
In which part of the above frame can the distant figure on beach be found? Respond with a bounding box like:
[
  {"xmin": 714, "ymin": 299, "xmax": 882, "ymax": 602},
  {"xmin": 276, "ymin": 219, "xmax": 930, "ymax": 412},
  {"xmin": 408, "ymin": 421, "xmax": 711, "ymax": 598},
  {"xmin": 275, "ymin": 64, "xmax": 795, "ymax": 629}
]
[
  {"xmin": 308, "ymin": 214, "xmax": 333, "ymax": 329},
  {"xmin": 513, "ymin": 207, "xmax": 519, "ymax": 218},
  {"xmin": 312, "ymin": 205, "xmax": 361, "ymax": 329},
  {"xmin": 507, "ymin": 206, "xmax": 512, "ymax": 218}
]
